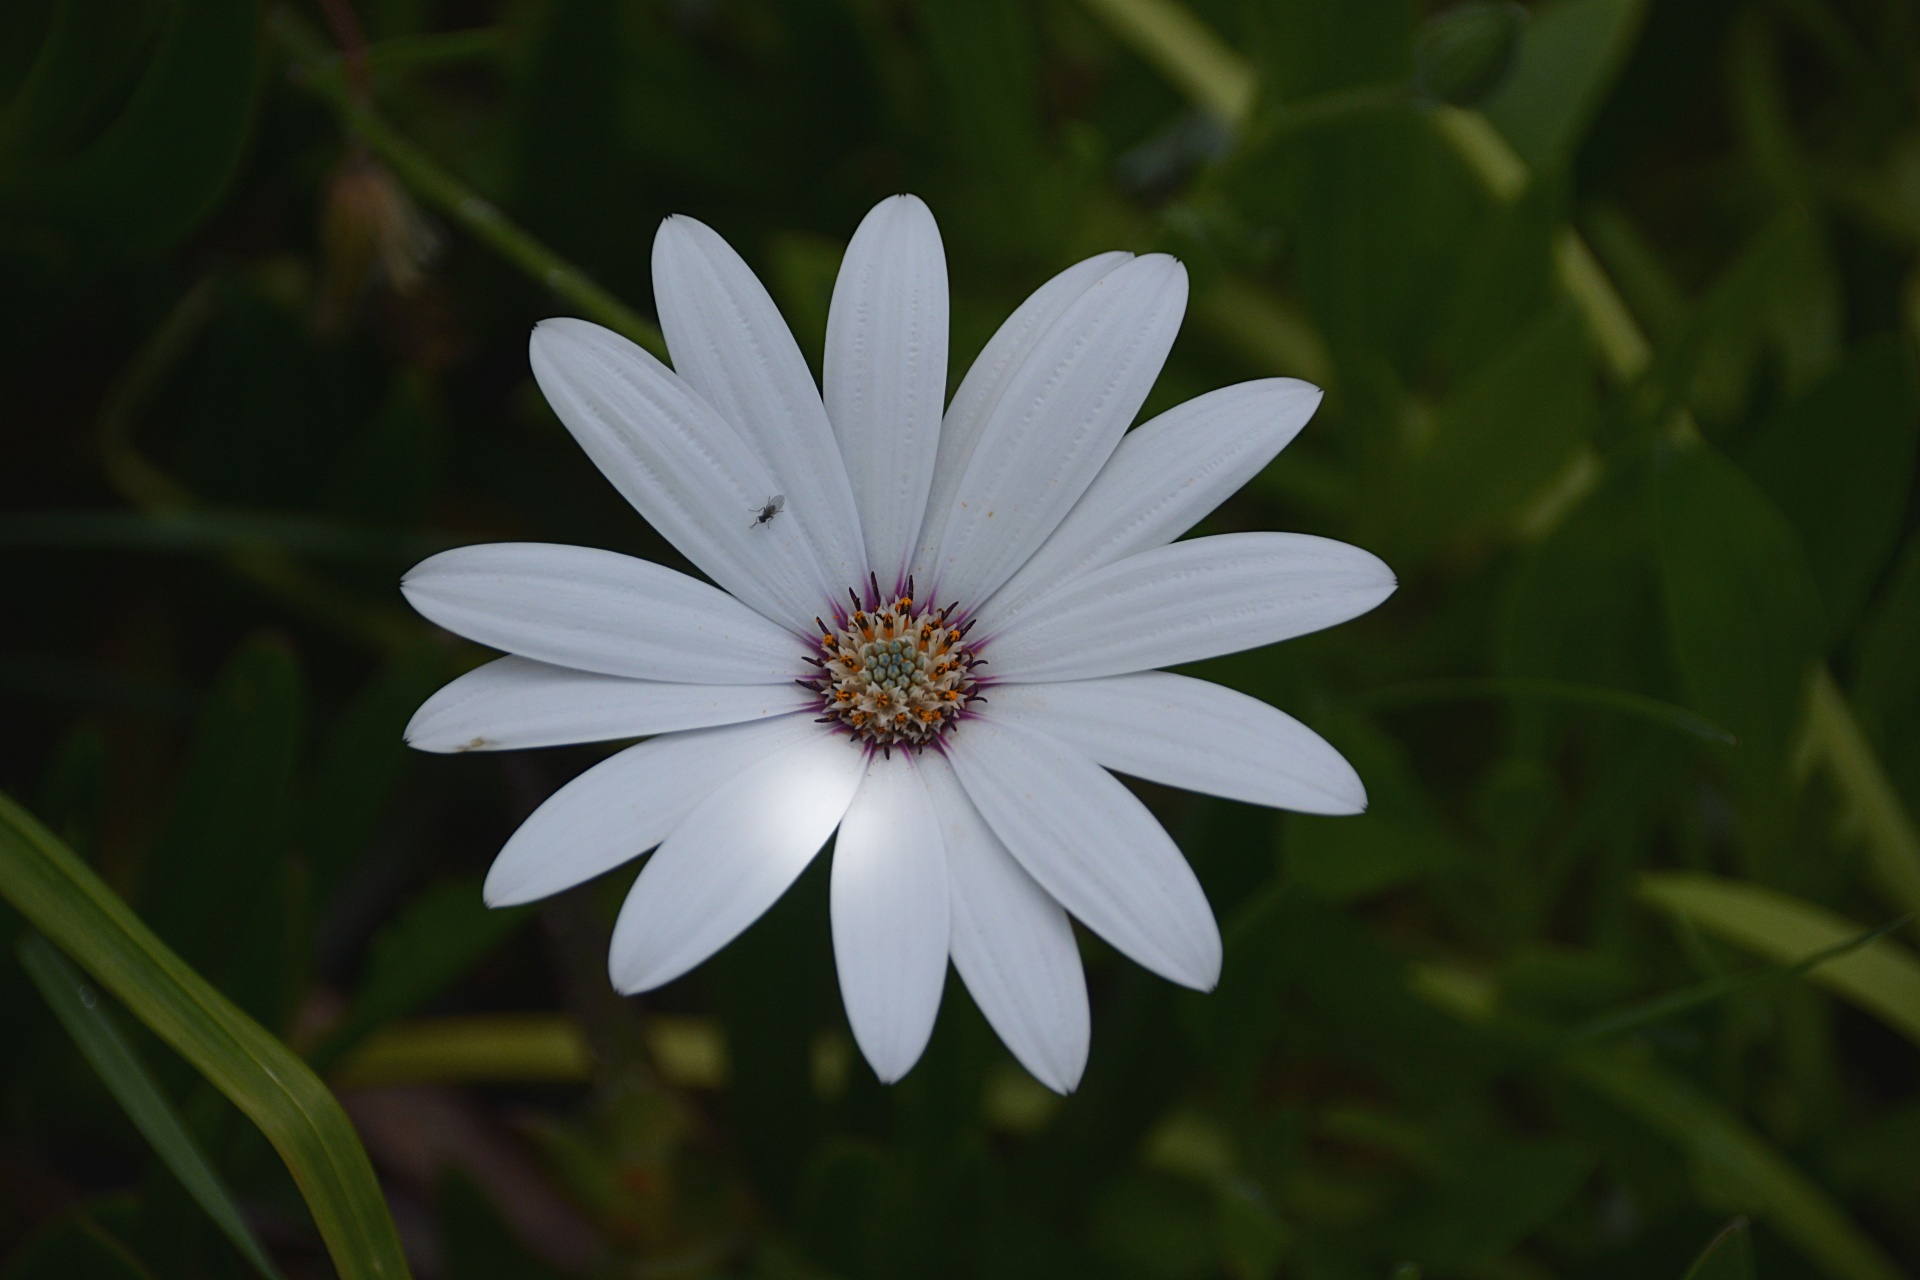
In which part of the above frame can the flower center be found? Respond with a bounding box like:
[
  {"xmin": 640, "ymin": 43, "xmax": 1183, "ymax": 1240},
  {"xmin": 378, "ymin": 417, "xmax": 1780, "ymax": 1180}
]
[{"xmin": 801, "ymin": 581, "xmax": 982, "ymax": 750}]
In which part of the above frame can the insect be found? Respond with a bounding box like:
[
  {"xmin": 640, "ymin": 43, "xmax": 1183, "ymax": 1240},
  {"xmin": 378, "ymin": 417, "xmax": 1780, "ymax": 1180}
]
[{"xmin": 749, "ymin": 494, "xmax": 786, "ymax": 529}]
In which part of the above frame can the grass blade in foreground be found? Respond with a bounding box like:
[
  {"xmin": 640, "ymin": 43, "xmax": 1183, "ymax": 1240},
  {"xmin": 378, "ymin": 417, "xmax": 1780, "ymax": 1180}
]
[
  {"xmin": 1641, "ymin": 873, "xmax": 1920, "ymax": 1048},
  {"xmin": 0, "ymin": 791, "xmax": 411, "ymax": 1280},
  {"xmin": 17, "ymin": 934, "xmax": 284, "ymax": 1280}
]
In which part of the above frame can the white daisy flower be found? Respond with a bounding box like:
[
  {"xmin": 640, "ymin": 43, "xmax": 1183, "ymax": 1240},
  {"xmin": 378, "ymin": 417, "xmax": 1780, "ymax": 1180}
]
[{"xmin": 400, "ymin": 196, "xmax": 1395, "ymax": 1093}]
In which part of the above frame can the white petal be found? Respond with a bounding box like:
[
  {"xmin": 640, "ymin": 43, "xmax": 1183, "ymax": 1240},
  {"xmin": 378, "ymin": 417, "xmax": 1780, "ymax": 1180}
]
[
  {"xmin": 405, "ymin": 656, "xmax": 810, "ymax": 752},
  {"xmin": 609, "ymin": 726, "xmax": 864, "ymax": 992},
  {"xmin": 919, "ymin": 751, "xmax": 1088, "ymax": 1094},
  {"xmin": 913, "ymin": 252, "xmax": 1133, "ymax": 581},
  {"xmin": 946, "ymin": 716, "xmax": 1220, "ymax": 990},
  {"xmin": 831, "ymin": 754, "xmax": 949, "ymax": 1083},
  {"xmin": 917, "ymin": 255, "xmax": 1188, "ymax": 607},
  {"xmin": 653, "ymin": 216, "xmax": 868, "ymax": 589},
  {"xmin": 530, "ymin": 318, "xmax": 833, "ymax": 628},
  {"xmin": 483, "ymin": 713, "xmax": 818, "ymax": 907},
  {"xmin": 824, "ymin": 196, "xmax": 949, "ymax": 588},
  {"xmin": 984, "ymin": 673, "xmax": 1365, "ymax": 815},
  {"xmin": 985, "ymin": 532, "xmax": 1396, "ymax": 683},
  {"xmin": 986, "ymin": 379, "xmax": 1322, "ymax": 626},
  {"xmin": 401, "ymin": 543, "xmax": 800, "ymax": 683}
]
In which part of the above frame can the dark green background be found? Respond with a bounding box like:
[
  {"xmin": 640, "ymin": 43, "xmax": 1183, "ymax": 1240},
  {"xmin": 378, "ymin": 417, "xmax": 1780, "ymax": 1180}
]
[{"xmin": 3, "ymin": 0, "xmax": 1919, "ymax": 1277}]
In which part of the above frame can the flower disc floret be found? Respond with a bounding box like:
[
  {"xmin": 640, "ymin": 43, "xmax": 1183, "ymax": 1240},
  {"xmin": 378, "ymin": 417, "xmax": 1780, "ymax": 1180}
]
[{"xmin": 803, "ymin": 581, "xmax": 982, "ymax": 749}]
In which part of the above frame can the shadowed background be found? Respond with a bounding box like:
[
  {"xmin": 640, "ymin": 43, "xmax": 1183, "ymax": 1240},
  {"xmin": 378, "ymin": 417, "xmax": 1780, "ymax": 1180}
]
[{"xmin": 3, "ymin": 1, "xmax": 1920, "ymax": 1278}]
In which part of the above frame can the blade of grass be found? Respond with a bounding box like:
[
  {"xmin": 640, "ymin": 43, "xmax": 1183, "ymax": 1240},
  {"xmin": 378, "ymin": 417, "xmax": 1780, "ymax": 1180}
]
[
  {"xmin": 1565, "ymin": 1048, "xmax": 1901, "ymax": 1280},
  {"xmin": 1569, "ymin": 916, "xmax": 1910, "ymax": 1043},
  {"xmin": 1414, "ymin": 962, "xmax": 1904, "ymax": 1280},
  {"xmin": 1683, "ymin": 1218, "xmax": 1757, "ymax": 1280},
  {"xmin": 1642, "ymin": 873, "xmax": 1920, "ymax": 1048},
  {"xmin": 1801, "ymin": 668, "xmax": 1920, "ymax": 927},
  {"xmin": 1075, "ymin": 0, "xmax": 1255, "ymax": 125},
  {"xmin": 1359, "ymin": 676, "xmax": 1738, "ymax": 744},
  {"xmin": 16, "ymin": 934, "xmax": 285, "ymax": 1280},
  {"xmin": 0, "ymin": 791, "xmax": 412, "ymax": 1280}
]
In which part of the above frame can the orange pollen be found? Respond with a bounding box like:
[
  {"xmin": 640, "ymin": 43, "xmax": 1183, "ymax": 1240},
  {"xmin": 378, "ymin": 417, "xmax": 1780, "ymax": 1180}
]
[{"xmin": 802, "ymin": 588, "xmax": 981, "ymax": 750}]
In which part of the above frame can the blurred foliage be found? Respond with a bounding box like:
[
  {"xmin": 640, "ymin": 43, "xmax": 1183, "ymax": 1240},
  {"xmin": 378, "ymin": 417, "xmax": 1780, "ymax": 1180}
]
[{"xmin": 4, "ymin": 0, "xmax": 1920, "ymax": 1277}]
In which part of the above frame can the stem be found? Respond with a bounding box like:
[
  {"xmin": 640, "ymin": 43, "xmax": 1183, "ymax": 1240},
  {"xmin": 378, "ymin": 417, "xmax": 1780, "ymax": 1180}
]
[
  {"xmin": 313, "ymin": 0, "xmax": 371, "ymax": 99},
  {"xmin": 1552, "ymin": 228, "xmax": 1654, "ymax": 382},
  {"xmin": 268, "ymin": 6, "xmax": 667, "ymax": 358}
]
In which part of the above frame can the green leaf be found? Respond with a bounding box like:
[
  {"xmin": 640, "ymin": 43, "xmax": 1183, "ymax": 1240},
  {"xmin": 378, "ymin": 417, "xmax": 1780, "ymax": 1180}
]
[
  {"xmin": 1682, "ymin": 1219, "xmax": 1756, "ymax": 1280},
  {"xmin": 0, "ymin": 0, "xmax": 263, "ymax": 255},
  {"xmin": 0, "ymin": 791, "xmax": 412, "ymax": 1280},
  {"xmin": 1416, "ymin": 961, "xmax": 1901, "ymax": 1280},
  {"xmin": 1639, "ymin": 873, "xmax": 1920, "ymax": 1049},
  {"xmin": 1744, "ymin": 335, "xmax": 1920, "ymax": 638},
  {"xmin": 139, "ymin": 635, "xmax": 305, "ymax": 1026},
  {"xmin": 1252, "ymin": 0, "xmax": 1416, "ymax": 102},
  {"xmin": 16, "ymin": 934, "xmax": 283, "ymax": 1280},
  {"xmin": 1655, "ymin": 209, "xmax": 1842, "ymax": 428},
  {"xmin": 1850, "ymin": 533, "xmax": 1920, "ymax": 859},
  {"xmin": 1801, "ymin": 669, "xmax": 1920, "ymax": 926},
  {"xmin": 302, "ymin": 646, "xmax": 452, "ymax": 899},
  {"xmin": 1386, "ymin": 304, "xmax": 1597, "ymax": 551},
  {"xmin": 1566, "ymin": 1046, "xmax": 1901, "ymax": 1280},
  {"xmin": 1401, "ymin": 1138, "xmax": 1594, "ymax": 1267},
  {"xmin": 1652, "ymin": 442, "xmax": 1822, "ymax": 772},
  {"xmin": 309, "ymin": 877, "xmax": 529, "ymax": 1071},
  {"xmin": 1853, "ymin": 530, "xmax": 1920, "ymax": 752},
  {"xmin": 1497, "ymin": 469, "xmax": 1669, "ymax": 719},
  {"xmin": 1479, "ymin": 0, "xmax": 1646, "ymax": 173}
]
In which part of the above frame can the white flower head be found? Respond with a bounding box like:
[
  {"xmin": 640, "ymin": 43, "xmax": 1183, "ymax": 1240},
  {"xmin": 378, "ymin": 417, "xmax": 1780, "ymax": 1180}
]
[{"xmin": 401, "ymin": 195, "xmax": 1395, "ymax": 1093}]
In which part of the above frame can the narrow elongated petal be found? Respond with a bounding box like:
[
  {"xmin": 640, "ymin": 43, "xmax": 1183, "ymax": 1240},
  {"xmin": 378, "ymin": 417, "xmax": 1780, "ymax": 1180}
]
[
  {"xmin": 402, "ymin": 543, "xmax": 801, "ymax": 683},
  {"xmin": 609, "ymin": 727, "xmax": 864, "ymax": 993},
  {"xmin": 483, "ymin": 714, "xmax": 818, "ymax": 907},
  {"xmin": 919, "ymin": 255, "xmax": 1188, "ymax": 607},
  {"xmin": 984, "ymin": 673, "xmax": 1365, "ymax": 815},
  {"xmin": 946, "ymin": 717, "xmax": 1220, "ymax": 990},
  {"xmin": 986, "ymin": 379, "xmax": 1322, "ymax": 625},
  {"xmin": 530, "ymin": 317, "xmax": 833, "ymax": 628},
  {"xmin": 831, "ymin": 755, "xmax": 949, "ymax": 1083},
  {"xmin": 824, "ymin": 196, "xmax": 948, "ymax": 586},
  {"xmin": 987, "ymin": 532, "xmax": 1396, "ymax": 683},
  {"xmin": 913, "ymin": 252, "xmax": 1133, "ymax": 580},
  {"xmin": 653, "ymin": 216, "xmax": 868, "ymax": 588},
  {"xmin": 919, "ymin": 752, "xmax": 1088, "ymax": 1094},
  {"xmin": 405, "ymin": 656, "xmax": 810, "ymax": 753}
]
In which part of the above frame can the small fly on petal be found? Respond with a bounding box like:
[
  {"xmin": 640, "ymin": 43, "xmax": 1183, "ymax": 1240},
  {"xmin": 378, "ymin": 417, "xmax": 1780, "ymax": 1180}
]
[{"xmin": 750, "ymin": 494, "xmax": 786, "ymax": 529}]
